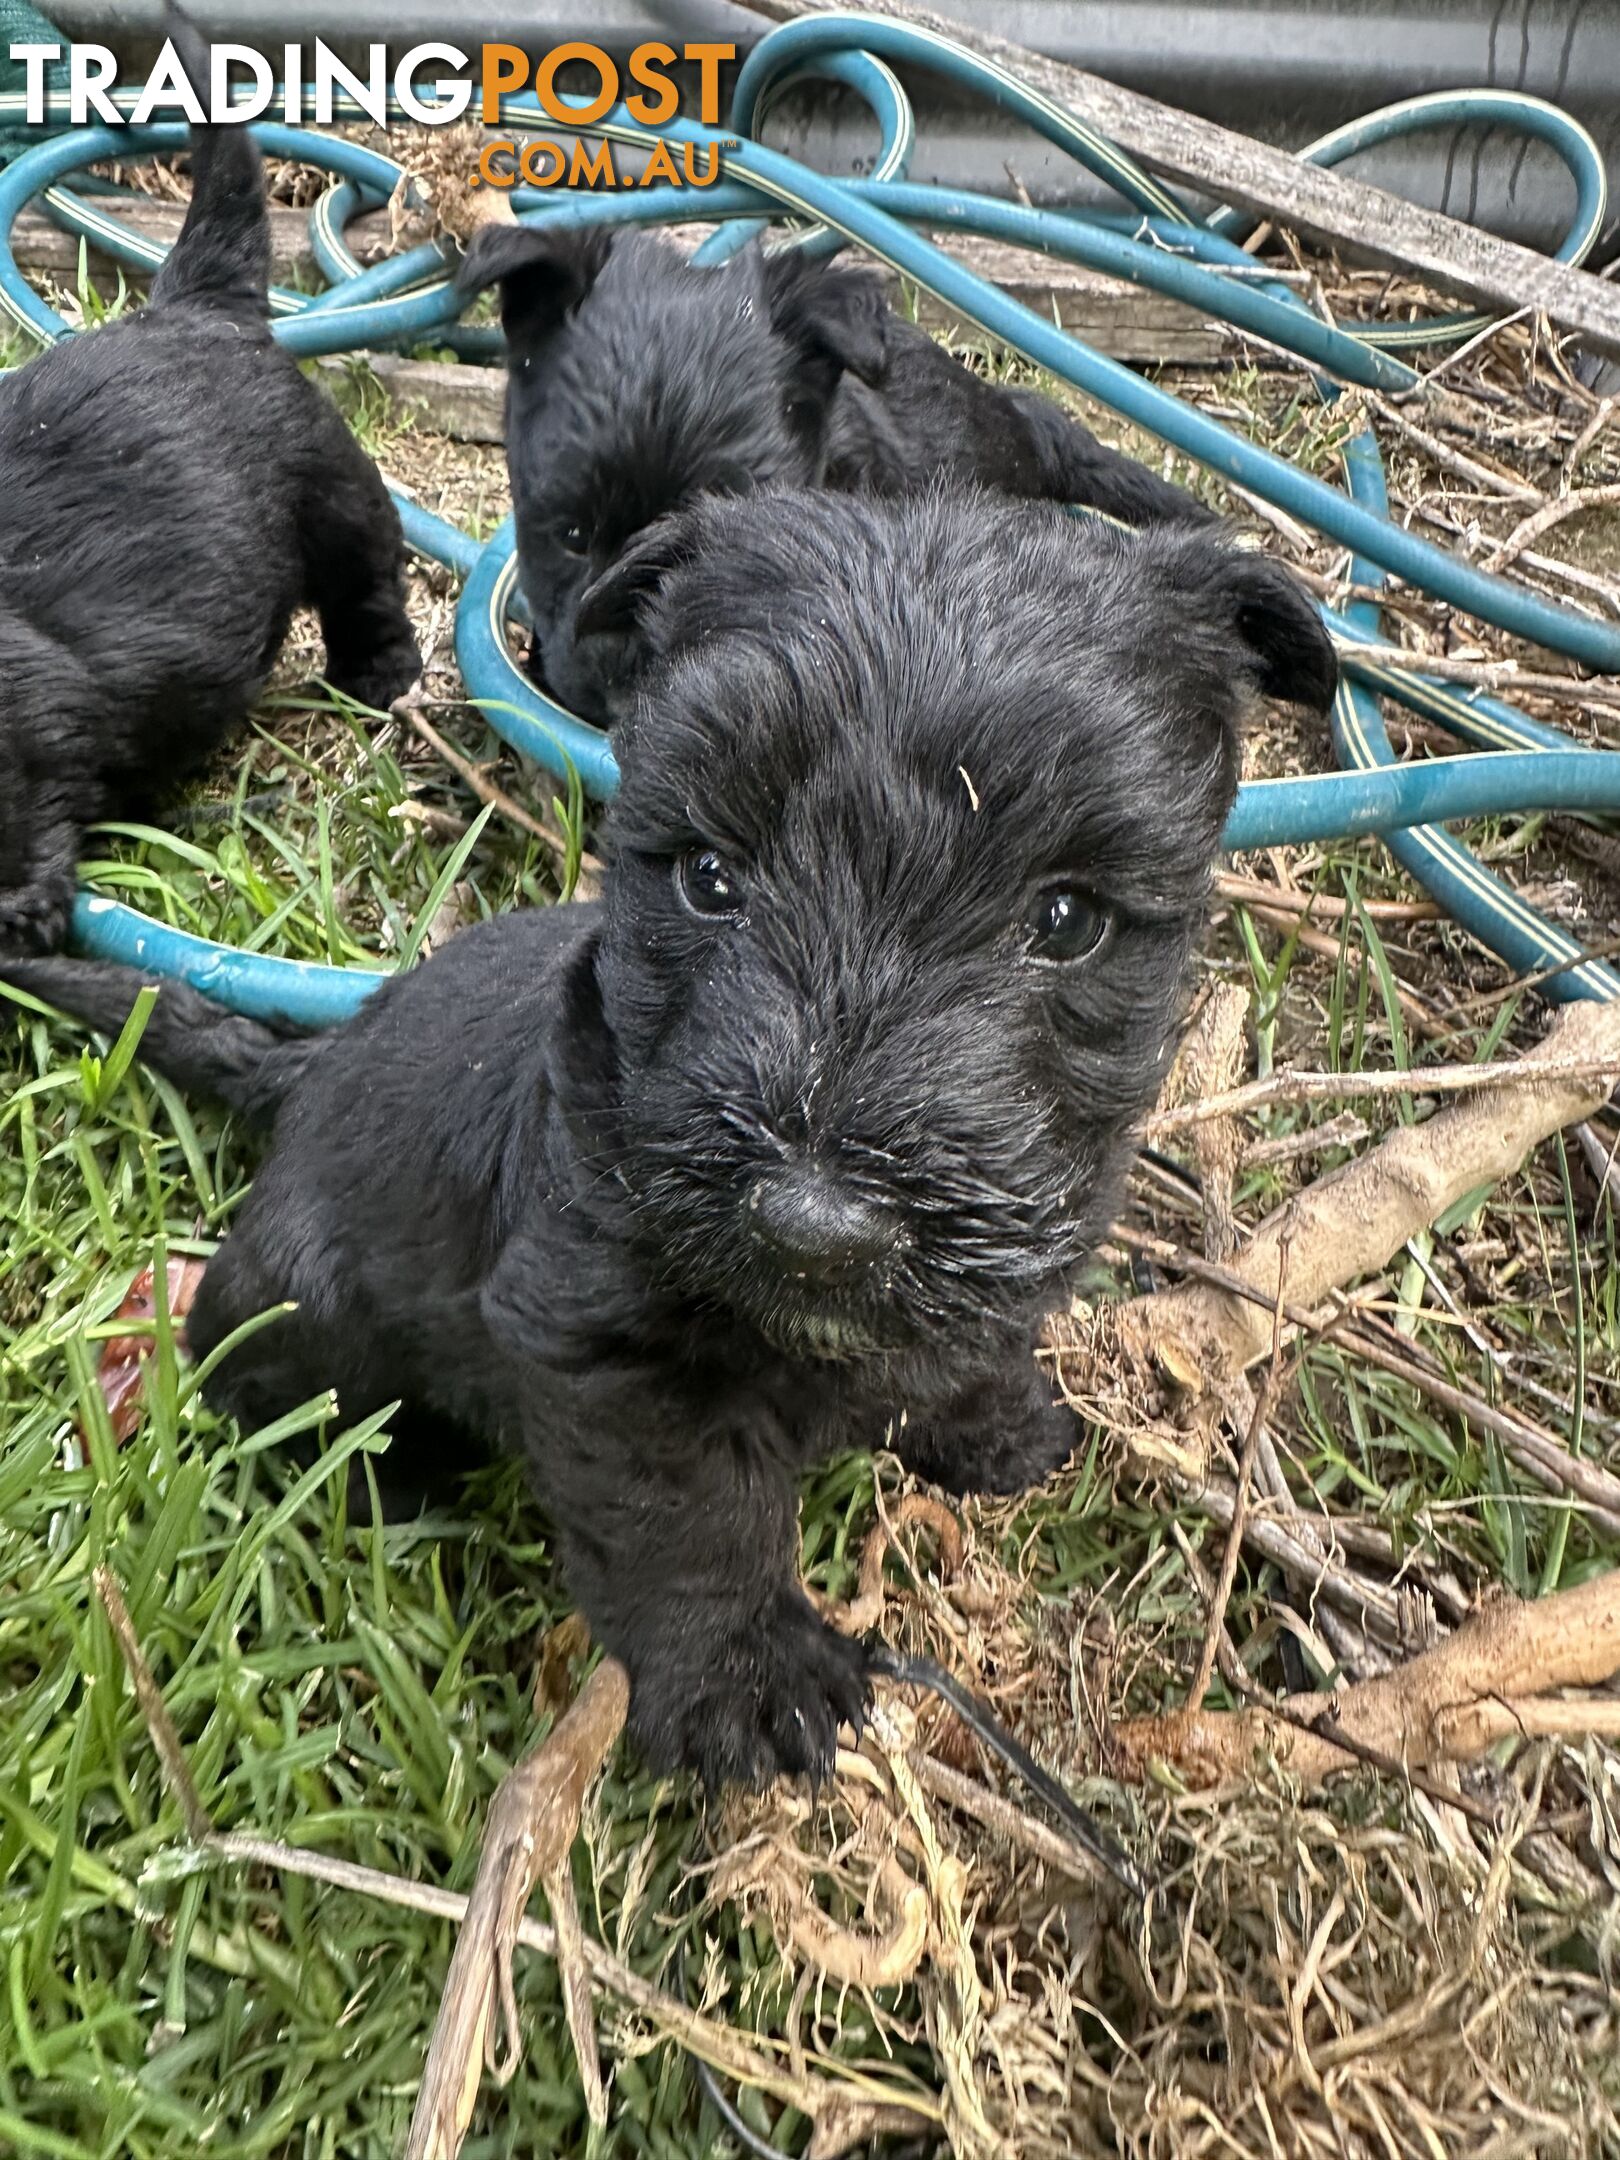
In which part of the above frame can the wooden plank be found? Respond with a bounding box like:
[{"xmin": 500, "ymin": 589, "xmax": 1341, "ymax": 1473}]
[
  {"xmin": 661, "ymin": 218, "xmax": 1224, "ymax": 364},
  {"xmin": 11, "ymin": 200, "xmax": 1226, "ymax": 388},
  {"xmin": 745, "ymin": 0, "xmax": 1620, "ymax": 362},
  {"xmin": 317, "ymin": 352, "xmax": 507, "ymax": 443},
  {"xmin": 905, "ymin": 234, "xmax": 1222, "ymax": 363},
  {"xmin": 10, "ymin": 199, "xmax": 393, "ymax": 283}
]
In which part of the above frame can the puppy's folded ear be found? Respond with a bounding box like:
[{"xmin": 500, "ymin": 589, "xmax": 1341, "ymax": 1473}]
[
  {"xmin": 759, "ymin": 247, "xmax": 890, "ymax": 400},
  {"xmin": 1218, "ymin": 549, "xmax": 1339, "ymax": 712},
  {"xmin": 574, "ymin": 513, "xmax": 694, "ymax": 641},
  {"xmin": 1160, "ymin": 538, "xmax": 1338, "ymax": 714},
  {"xmin": 456, "ymin": 222, "xmax": 612, "ymax": 346}
]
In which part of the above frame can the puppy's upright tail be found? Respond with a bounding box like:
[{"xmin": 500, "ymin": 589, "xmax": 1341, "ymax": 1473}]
[
  {"xmin": 147, "ymin": 3, "xmax": 270, "ymax": 317},
  {"xmin": 0, "ymin": 958, "xmax": 321, "ymax": 1121}
]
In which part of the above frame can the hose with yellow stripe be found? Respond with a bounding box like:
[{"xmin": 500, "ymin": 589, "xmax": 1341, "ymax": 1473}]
[{"xmin": 0, "ymin": 16, "xmax": 1616, "ymax": 1021}]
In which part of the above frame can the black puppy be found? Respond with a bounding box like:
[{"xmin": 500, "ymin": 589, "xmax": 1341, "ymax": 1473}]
[
  {"xmin": 457, "ymin": 224, "xmax": 1211, "ymax": 719},
  {"xmin": 0, "ymin": 8, "xmax": 419, "ymax": 954},
  {"xmin": 2, "ymin": 490, "xmax": 1336, "ymax": 1790}
]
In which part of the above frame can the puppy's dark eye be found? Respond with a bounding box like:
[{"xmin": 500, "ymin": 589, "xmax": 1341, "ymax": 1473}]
[
  {"xmin": 1027, "ymin": 887, "xmax": 1109, "ymax": 964},
  {"xmin": 561, "ymin": 524, "xmax": 587, "ymax": 556},
  {"xmin": 676, "ymin": 847, "xmax": 744, "ymax": 919}
]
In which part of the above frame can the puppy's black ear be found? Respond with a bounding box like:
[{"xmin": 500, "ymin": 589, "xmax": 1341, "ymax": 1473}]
[
  {"xmin": 1176, "ymin": 542, "xmax": 1338, "ymax": 713},
  {"xmin": 456, "ymin": 222, "xmax": 612, "ymax": 346},
  {"xmin": 574, "ymin": 513, "xmax": 694, "ymax": 641},
  {"xmin": 1224, "ymin": 552, "xmax": 1338, "ymax": 711},
  {"xmin": 759, "ymin": 248, "xmax": 890, "ymax": 400}
]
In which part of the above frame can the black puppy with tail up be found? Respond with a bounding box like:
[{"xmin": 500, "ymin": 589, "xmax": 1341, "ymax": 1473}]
[
  {"xmin": 0, "ymin": 4, "xmax": 419, "ymax": 953},
  {"xmin": 2, "ymin": 490, "xmax": 1337, "ymax": 1791}
]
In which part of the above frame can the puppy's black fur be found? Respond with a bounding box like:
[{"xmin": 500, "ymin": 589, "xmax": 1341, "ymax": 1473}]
[
  {"xmin": 2, "ymin": 490, "xmax": 1336, "ymax": 1790},
  {"xmin": 0, "ymin": 8, "xmax": 419, "ymax": 954},
  {"xmin": 457, "ymin": 225, "xmax": 1213, "ymax": 720}
]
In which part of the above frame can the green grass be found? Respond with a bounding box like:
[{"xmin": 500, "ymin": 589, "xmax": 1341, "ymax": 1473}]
[
  {"xmin": 8, "ymin": 745, "xmax": 1617, "ymax": 2153},
  {"xmin": 5, "ymin": 332, "xmax": 1620, "ymax": 2154},
  {"xmin": 0, "ymin": 726, "xmax": 930, "ymax": 2155},
  {"xmin": 318, "ymin": 360, "xmax": 410, "ymax": 465}
]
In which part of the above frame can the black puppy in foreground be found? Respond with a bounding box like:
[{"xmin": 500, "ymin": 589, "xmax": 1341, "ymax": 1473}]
[
  {"xmin": 457, "ymin": 224, "xmax": 1213, "ymax": 719},
  {"xmin": 0, "ymin": 10, "xmax": 419, "ymax": 954},
  {"xmin": 3, "ymin": 491, "xmax": 1336, "ymax": 1789}
]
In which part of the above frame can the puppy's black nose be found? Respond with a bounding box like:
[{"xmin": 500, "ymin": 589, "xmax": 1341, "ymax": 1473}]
[{"xmin": 745, "ymin": 1167, "xmax": 899, "ymax": 1285}]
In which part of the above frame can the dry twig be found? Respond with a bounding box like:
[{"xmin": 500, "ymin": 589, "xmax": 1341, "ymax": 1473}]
[
  {"xmin": 196, "ymin": 1827, "xmax": 935, "ymax": 2139},
  {"xmin": 96, "ymin": 1569, "xmax": 936, "ymax": 2137},
  {"xmin": 1188, "ymin": 1258, "xmax": 1291, "ymax": 1707},
  {"xmin": 405, "ymin": 1657, "xmax": 631, "ymax": 2157},
  {"xmin": 1367, "ymin": 394, "xmax": 1540, "ymax": 503},
  {"xmin": 1116, "ymin": 1570, "xmax": 1620, "ymax": 1787},
  {"xmin": 1141, "ymin": 1036, "xmax": 1620, "ymax": 1139},
  {"xmin": 393, "ymin": 688, "xmax": 603, "ymax": 896},
  {"xmin": 1122, "ymin": 1002, "xmax": 1620, "ymax": 1388},
  {"xmin": 1561, "ymin": 396, "xmax": 1614, "ymax": 487},
  {"xmin": 1158, "ymin": 983, "xmax": 1250, "ymax": 1261},
  {"xmin": 1480, "ymin": 482, "xmax": 1620, "ymax": 573},
  {"xmin": 1214, "ymin": 873, "xmax": 1440, "ymax": 923}
]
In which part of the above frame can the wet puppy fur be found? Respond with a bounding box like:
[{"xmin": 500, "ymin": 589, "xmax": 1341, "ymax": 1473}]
[
  {"xmin": 0, "ymin": 9, "xmax": 419, "ymax": 954},
  {"xmin": 2, "ymin": 490, "xmax": 1337, "ymax": 1790},
  {"xmin": 457, "ymin": 223, "xmax": 1214, "ymax": 721}
]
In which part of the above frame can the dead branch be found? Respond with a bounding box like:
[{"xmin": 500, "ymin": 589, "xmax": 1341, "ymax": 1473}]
[
  {"xmin": 1332, "ymin": 1326, "xmax": 1620, "ymax": 1540},
  {"xmin": 869, "ymin": 1711, "xmax": 1006, "ymax": 2160},
  {"xmin": 911, "ymin": 1751, "xmax": 1122, "ymax": 1889},
  {"xmin": 400, "ymin": 700, "xmax": 567, "ymax": 859},
  {"xmin": 95, "ymin": 1566, "xmax": 212, "ymax": 1841},
  {"xmin": 1094, "ymin": 1221, "xmax": 1620, "ymax": 1532},
  {"xmin": 806, "ymin": 2099, "xmax": 938, "ymax": 2160},
  {"xmin": 1141, "ymin": 1032, "xmax": 1620, "ymax": 1138},
  {"xmin": 1160, "ymin": 983, "xmax": 1249, "ymax": 1261},
  {"xmin": 1115, "ymin": 1569, "xmax": 1620, "ymax": 1788},
  {"xmin": 1366, "ymin": 394, "xmax": 1540, "ymax": 503},
  {"xmin": 1562, "ymin": 396, "xmax": 1614, "ymax": 488},
  {"xmin": 1188, "ymin": 1271, "xmax": 1290, "ymax": 1705},
  {"xmin": 1170, "ymin": 1469, "xmax": 1408, "ymax": 1644},
  {"xmin": 1240, "ymin": 1111, "xmax": 1371, "ymax": 1170},
  {"xmin": 1214, "ymin": 874, "xmax": 1440, "ymax": 924},
  {"xmin": 405, "ymin": 1657, "xmax": 630, "ymax": 2157},
  {"xmin": 1345, "ymin": 646, "xmax": 1620, "ymax": 709},
  {"xmin": 1235, "ymin": 905, "xmax": 1446, "ymax": 1036},
  {"xmin": 203, "ymin": 1828, "xmax": 936, "ymax": 2137},
  {"xmin": 1480, "ymin": 483, "xmax": 1620, "ymax": 573},
  {"xmin": 1119, "ymin": 1000, "xmax": 1620, "ymax": 1391},
  {"xmin": 98, "ymin": 1568, "xmax": 940, "ymax": 2145}
]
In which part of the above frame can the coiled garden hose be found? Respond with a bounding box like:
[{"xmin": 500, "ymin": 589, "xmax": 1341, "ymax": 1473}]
[{"xmin": 0, "ymin": 17, "xmax": 1618, "ymax": 1024}]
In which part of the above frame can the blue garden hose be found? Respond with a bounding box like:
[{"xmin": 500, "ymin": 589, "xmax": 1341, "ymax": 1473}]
[{"xmin": 0, "ymin": 18, "xmax": 1616, "ymax": 1025}]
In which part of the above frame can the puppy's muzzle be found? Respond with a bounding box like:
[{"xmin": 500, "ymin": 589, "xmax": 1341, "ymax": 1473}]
[{"xmin": 744, "ymin": 1165, "xmax": 899, "ymax": 1288}]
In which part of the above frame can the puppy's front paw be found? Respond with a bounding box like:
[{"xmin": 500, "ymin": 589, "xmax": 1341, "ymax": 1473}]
[
  {"xmin": 899, "ymin": 1392, "xmax": 1076, "ymax": 1498},
  {"xmin": 629, "ymin": 1591, "xmax": 870, "ymax": 1792},
  {"xmin": 326, "ymin": 628, "xmax": 422, "ymax": 713},
  {"xmin": 0, "ymin": 871, "xmax": 74, "ymax": 955}
]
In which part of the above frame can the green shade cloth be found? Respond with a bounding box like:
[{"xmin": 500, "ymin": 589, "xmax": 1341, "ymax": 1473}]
[{"xmin": 0, "ymin": 2, "xmax": 67, "ymax": 167}]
